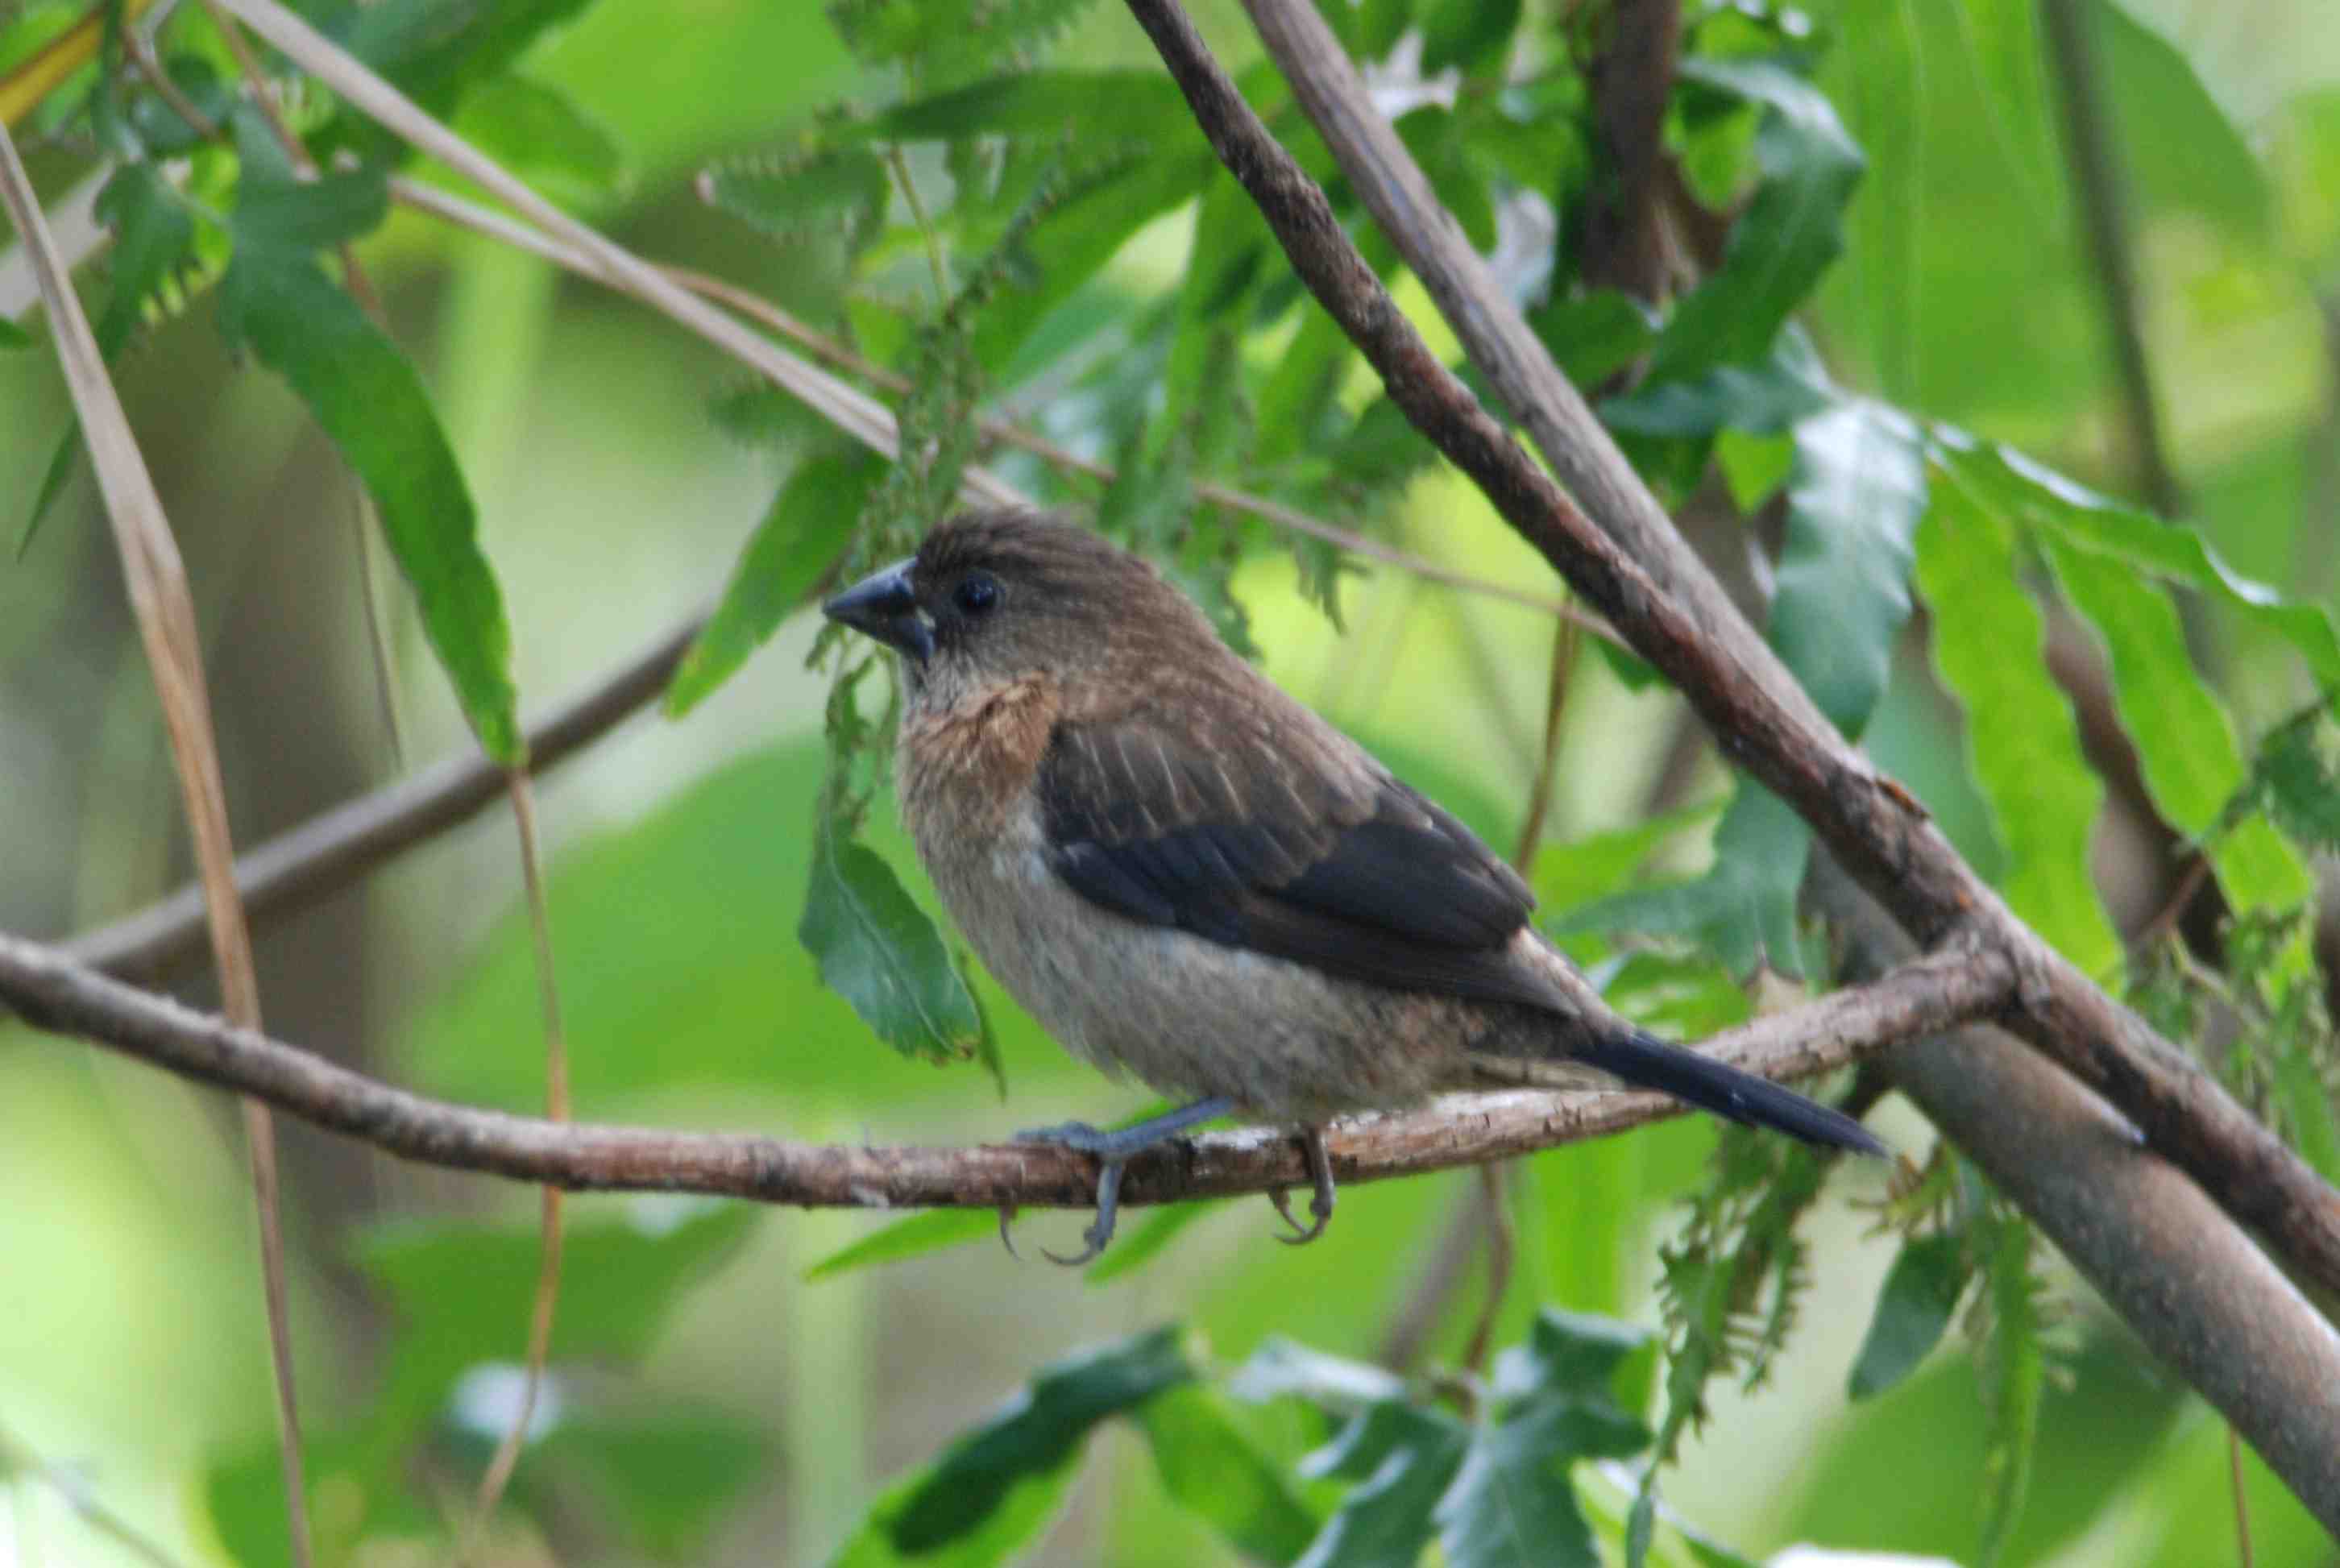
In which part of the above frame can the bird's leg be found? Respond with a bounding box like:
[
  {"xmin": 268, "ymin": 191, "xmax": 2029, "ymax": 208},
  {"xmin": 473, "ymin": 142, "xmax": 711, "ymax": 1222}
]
[
  {"xmin": 1268, "ymin": 1126, "xmax": 1336, "ymax": 1245},
  {"xmin": 1011, "ymin": 1097, "xmax": 1234, "ymax": 1266}
]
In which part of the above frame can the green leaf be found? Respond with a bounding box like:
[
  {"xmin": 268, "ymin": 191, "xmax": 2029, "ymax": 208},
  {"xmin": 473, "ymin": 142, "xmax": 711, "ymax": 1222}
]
[
  {"xmin": 453, "ymin": 72, "xmax": 627, "ymax": 201},
  {"xmin": 881, "ymin": 1326, "xmax": 1195, "ymax": 1553},
  {"xmin": 1416, "ymin": 0, "xmax": 1519, "ymax": 74},
  {"xmin": 1846, "ymin": 1231, "xmax": 1970, "ymax": 1400},
  {"xmin": 831, "ymin": 1465, "xmax": 1076, "ymax": 1568},
  {"xmin": 1231, "ymin": 1339, "xmax": 1409, "ymax": 1412},
  {"xmin": 1649, "ymin": 60, "xmax": 1864, "ymax": 384},
  {"xmin": 355, "ymin": 1202, "xmax": 757, "ymax": 1431},
  {"xmin": 1599, "ymin": 330, "xmax": 1833, "ymax": 438},
  {"xmin": 332, "ymin": 0, "xmax": 601, "ymax": 160},
  {"xmin": 1137, "ymin": 1384, "xmax": 1321, "ymax": 1566},
  {"xmin": 700, "ymin": 142, "xmax": 891, "ymax": 255},
  {"xmin": 1531, "ymin": 288, "xmax": 1659, "ymax": 389},
  {"xmin": 19, "ymin": 162, "xmax": 201, "ymax": 558},
  {"xmin": 1529, "ymin": 799, "xmax": 1727, "ymax": 913},
  {"xmin": 1437, "ymin": 1404, "xmax": 1604, "ymax": 1568},
  {"xmin": 803, "ymin": 1209, "xmax": 999, "ymax": 1281},
  {"xmin": 1914, "ymin": 467, "xmax": 2119, "ymax": 974},
  {"xmin": 667, "ymin": 450, "xmax": 878, "ymax": 716},
  {"xmin": 1942, "ymin": 436, "xmax": 2340, "ymax": 686},
  {"xmin": 850, "ymin": 69, "xmax": 1195, "ymax": 146},
  {"xmin": 1296, "ymin": 1402, "xmax": 1471, "ymax": 1568},
  {"xmin": 827, "ymin": 0, "xmax": 1100, "ymax": 75},
  {"xmin": 221, "ymin": 114, "xmax": 521, "ymax": 763},
  {"xmin": 801, "ymin": 809, "xmax": 990, "ymax": 1068},
  {"xmin": 0, "ymin": 314, "xmax": 31, "ymax": 350},
  {"xmin": 1562, "ymin": 778, "xmax": 1812, "ymax": 979},
  {"xmin": 1085, "ymin": 1200, "xmax": 1221, "ymax": 1285},
  {"xmin": 2041, "ymin": 537, "xmax": 2312, "ymax": 915},
  {"xmin": 1977, "ymin": 1218, "xmax": 2043, "ymax": 1566},
  {"xmin": 1770, "ymin": 400, "xmax": 1927, "ymax": 736},
  {"xmin": 2232, "ymin": 705, "xmax": 2340, "ymax": 854}
]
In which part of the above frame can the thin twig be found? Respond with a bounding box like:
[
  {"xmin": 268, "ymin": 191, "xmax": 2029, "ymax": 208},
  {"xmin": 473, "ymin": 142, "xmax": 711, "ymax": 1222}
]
[
  {"xmin": 1458, "ymin": 1163, "xmax": 1513, "ymax": 1375},
  {"xmin": 1512, "ymin": 616, "xmax": 1583, "ymax": 866},
  {"xmin": 460, "ymin": 776, "xmax": 570, "ymax": 1553},
  {"xmin": 64, "ymin": 611, "xmax": 701, "ymax": 981},
  {"xmin": 386, "ymin": 176, "xmax": 1597, "ymax": 630},
  {"xmin": 1135, "ymin": 0, "xmax": 2340, "ymax": 1317},
  {"xmin": 2229, "ymin": 1421, "xmax": 2255, "ymax": 1568},
  {"xmin": 0, "ymin": 111, "xmax": 312, "ymax": 1568},
  {"xmin": 2037, "ymin": 0, "xmax": 2185, "ymax": 521},
  {"xmin": 1, "ymin": 924, "xmax": 2014, "ymax": 1209}
]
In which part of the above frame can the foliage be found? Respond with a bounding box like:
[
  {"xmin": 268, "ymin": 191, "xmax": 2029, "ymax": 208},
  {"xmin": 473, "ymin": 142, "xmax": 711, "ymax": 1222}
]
[{"xmin": 3, "ymin": 0, "xmax": 2338, "ymax": 1562}]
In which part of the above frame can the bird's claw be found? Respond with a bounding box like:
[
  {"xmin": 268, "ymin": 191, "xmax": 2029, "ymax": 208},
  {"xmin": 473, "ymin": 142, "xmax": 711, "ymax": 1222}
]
[
  {"xmin": 1268, "ymin": 1127, "xmax": 1336, "ymax": 1246},
  {"xmin": 1037, "ymin": 1157, "xmax": 1126, "ymax": 1267}
]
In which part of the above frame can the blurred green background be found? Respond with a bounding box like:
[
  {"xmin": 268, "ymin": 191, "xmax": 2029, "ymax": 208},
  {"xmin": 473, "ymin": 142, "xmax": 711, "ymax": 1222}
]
[{"xmin": 2, "ymin": 0, "xmax": 2337, "ymax": 1562}]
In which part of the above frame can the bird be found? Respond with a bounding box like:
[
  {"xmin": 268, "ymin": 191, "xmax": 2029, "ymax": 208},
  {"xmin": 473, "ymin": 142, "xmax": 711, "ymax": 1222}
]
[{"xmin": 822, "ymin": 508, "xmax": 1886, "ymax": 1263}]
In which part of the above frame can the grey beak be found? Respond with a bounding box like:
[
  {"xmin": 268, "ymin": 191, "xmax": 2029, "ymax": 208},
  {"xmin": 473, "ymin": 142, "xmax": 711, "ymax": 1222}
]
[{"xmin": 821, "ymin": 558, "xmax": 934, "ymax": 666}]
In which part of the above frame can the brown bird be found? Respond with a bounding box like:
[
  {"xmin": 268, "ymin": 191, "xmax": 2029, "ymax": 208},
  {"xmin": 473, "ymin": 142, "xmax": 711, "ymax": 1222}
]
[{"xmin": 824, "ymin": 509, "xmax": 1883, "ymax": 1262}]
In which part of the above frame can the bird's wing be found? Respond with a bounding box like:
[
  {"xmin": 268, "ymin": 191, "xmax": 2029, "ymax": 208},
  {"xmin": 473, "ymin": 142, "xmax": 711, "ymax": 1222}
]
[{"xmin": 1037, "ymin": 709, "xmax": 1558, "ymax": 1010}]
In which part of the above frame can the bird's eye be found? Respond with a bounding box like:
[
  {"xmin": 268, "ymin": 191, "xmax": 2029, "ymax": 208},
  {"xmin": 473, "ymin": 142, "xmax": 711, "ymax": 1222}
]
[{"xmin": 954, "ymin": 572, "xmax": 1002, "ymax": 617}]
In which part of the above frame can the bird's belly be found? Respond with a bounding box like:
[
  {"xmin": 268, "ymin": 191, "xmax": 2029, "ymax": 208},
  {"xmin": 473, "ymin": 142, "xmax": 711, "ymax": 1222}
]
[{"xmin": 927, "ymin": 829, "xmax": 1459, "ymax": 1123}]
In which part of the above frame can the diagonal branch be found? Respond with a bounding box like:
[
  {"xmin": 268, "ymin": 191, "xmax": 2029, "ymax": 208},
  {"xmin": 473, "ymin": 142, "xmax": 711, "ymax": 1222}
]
[
  {"xmin": 0, "ymin": 927, "xmax": 2014, "ymax": 1210},
  {"xmin": 1121, "ymin": 0, "xmax": 2340, "ymax": 1307}
]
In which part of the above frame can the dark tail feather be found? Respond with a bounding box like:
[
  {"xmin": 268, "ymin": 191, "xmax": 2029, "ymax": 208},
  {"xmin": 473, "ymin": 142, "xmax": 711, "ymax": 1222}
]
[{"xmin": 1579, "ymin": 1029, "xmax": 1887, "ymax": 1156}]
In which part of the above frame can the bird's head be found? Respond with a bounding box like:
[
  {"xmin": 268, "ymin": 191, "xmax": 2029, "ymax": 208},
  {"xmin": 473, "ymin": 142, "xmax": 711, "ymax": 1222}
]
[{"xmin": 820, "ymin": 509, "xmax": 1216, "ymax": 713}]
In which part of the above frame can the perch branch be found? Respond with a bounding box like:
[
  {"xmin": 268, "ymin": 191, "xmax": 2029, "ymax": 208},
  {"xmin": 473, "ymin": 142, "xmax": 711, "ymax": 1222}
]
[
  {"xmin": 1809, "ymin": 852, "xmax": 2340, "ymax": 1533},
  {"xmin": 1122, "ymin": 0, "xmax": 2340, "ymax": 1304},
  {"xmin": 1, "ymin": 927, "xmax": 2012, "ymax": 1209}
]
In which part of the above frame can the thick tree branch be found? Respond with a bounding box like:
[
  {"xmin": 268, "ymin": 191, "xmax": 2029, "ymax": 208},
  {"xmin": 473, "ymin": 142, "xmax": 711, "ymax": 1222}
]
[
  {"xmin": 1122, "ymin": 0, "xmax": 2340, "ymax": 1304},
  {"xmin": 1808, "ymin": 852, "xmax": 2340, "ymax": 1532},
  {"xmin": 0, "ymin": 928, "xmax": 2012, "ymax": 1209}
]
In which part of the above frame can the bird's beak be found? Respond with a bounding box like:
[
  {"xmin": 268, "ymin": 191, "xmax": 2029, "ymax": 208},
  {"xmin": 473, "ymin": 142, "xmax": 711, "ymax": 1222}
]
[{"xmin": 821, "ymin": 558, "xmax": 934, "ymax": 666}]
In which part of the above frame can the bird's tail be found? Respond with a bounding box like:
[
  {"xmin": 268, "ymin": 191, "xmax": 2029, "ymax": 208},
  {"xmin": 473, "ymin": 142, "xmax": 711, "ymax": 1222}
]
[{"xmin": 1576, "ymin": 1028, "xmax": 1886, "ymax": 1156}]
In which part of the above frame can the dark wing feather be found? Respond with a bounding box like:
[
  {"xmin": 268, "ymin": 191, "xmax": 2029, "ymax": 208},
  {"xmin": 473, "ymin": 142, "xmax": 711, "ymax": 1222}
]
[{"xmin": 1039, "ymin": 712, "xmax": 1553, "ymax": 1010}]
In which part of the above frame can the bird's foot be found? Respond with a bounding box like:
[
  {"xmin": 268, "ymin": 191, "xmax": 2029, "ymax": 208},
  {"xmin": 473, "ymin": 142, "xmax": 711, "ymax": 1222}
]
[
  {"xmin": 1009, "ymin": 1097, "xmax": 1234, "ymax": 1266},
  {"xmin": 1268, "ymin": 1126, "xmax": 1336, "ymax": 1246}
]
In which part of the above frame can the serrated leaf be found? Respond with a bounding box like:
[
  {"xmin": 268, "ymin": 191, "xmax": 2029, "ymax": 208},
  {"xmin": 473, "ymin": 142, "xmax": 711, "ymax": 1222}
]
[
  {"xmin": 849, "ymin": 68, "xmax": 1194, "ymax": 145},
  {"xmin": 1296, "ymin": 1402, "xmax": 1470, "ymax": 1568},
  {"xmin": 219, "ymin": 230, "xmax": 521, "ymax": 761},
  {"xmin": 2042, "ymin": 537, "xmax": 2311, "ymax": 915},
  {"xmin": 229, "ymin": 106, "xmax": 389, "ymax": 248},
  {"xmin": 125, "ymin": 53, "xmax": 234, "ymax": 156},
  {"xmin": 1649, "ymin": 60, "xmax": 1863, "ymax": 384},
  {"xmin": 1977, "ymin": 1219, "xmax": 2043, "ymax": 1566},
  {"xmin": 801, "ymin": 813, "xmax": 988, "ymax": 1068},
  {"xmin": 1846, "ymin": 1230, "xmax": 1970, "ymax": 1400},
  {"xmin": 804, "ymin": 1209, "xmax": 999, "ymax": 1281},
  {"xmin": 1770, "ymin": 400, "xmax": 1927, "ymax": 736},
  {"xmin": 882, "ymin": 1326, "xmax": 1194, "ymax": 1553},
  {"xmin": 1232, "ymin": 1339, "xmax": 1409, "ymax": 1412},
  {"xmin": 453, "ymin": 72, "xmax": 626, "ymax": 201},
  {"xmin": 1942, "ymin": 435, "xmax": 2340, "ymax": 685},
  {"xmin": 1599, "ymin": 328, "xmax": 1834, "ymax": 438},
  {"xmin": 1494, "ymin": 1309, "xmax": 1650, "ymax": 1412},
  {"xmin": 2240, "ymin": 707, "xmax": 2340, "ymax": 852},
  {"xmin": 831, "ymin": 1465, "xmax": 1074, "ymax": 1568},
  {"xmin": 1915, "ymin": 467, "xmax": 2119, "ymax": 973},
  {"xmin": 1436, "ymin": 1405, "xmax": 1605, "ymax": 1568},
  {"xmin": 700, "ymin": 143, "xmax": 890, "ymax": 255},
  {"xmin": 667, "ymin": 450, "xmax": 878, "ymax": 716},
  {"xmin": 1138, "ymin": 1384, "xmax": 1321, "ymax": 1565},
  {"xmin": 828, "ymin": 0, "xmax": 1100, "ymax": 74}
]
